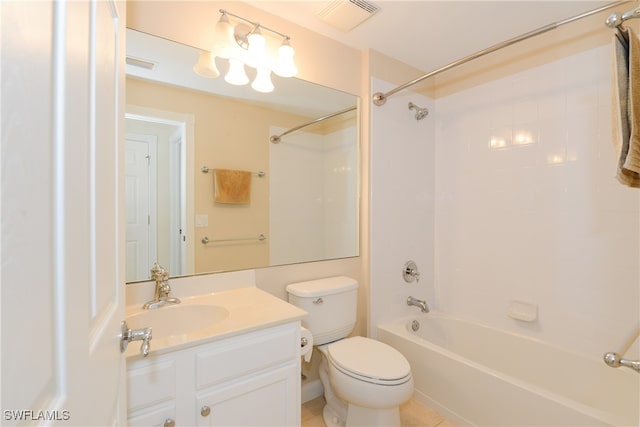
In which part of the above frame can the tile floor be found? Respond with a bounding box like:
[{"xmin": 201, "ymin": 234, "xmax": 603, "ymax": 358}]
[{"xmin": 301, "ymin": 396, "xmax": 458, "ymax": 427}]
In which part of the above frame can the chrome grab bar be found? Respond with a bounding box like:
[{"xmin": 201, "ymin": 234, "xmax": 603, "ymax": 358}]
[
  {"xmin": 603, "ymin": 352, "xmax": 640, "ymax": 373},
  {"xmin": 201, "ymin": 234, "xmax": 266, "ymax": 244}
]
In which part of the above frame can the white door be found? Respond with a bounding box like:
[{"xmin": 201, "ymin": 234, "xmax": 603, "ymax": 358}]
[
  {"xmin": 125, "ymin": 134, "xmax": 158, "ymax": 282},
  {"xmin": 1, "ymin": 1, "xmax": 126, "ymax": 425}
]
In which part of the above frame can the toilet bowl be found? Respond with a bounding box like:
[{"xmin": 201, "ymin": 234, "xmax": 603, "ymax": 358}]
[
  {"xmin": 286, "ymin": 276, "xmax": 414, "ymax": 427},
  {"xmin": 318, "ymin": 336, "xmax": 414, "ymax": 427}
]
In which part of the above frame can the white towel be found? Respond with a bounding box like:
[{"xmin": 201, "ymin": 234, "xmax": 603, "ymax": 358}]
[{"xmin": 612, "ymin": 26, "xmax": 640, "ymax": 188}]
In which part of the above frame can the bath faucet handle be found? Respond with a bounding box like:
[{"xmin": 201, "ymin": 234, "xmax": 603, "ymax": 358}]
[{"xmin": 403, "ymin": 260, "xmax": 420, "ymax": 283}]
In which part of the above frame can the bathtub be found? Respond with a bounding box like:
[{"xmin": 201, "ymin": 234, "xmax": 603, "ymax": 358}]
[{"xmin": 378, "ymin": 313, "xmax": 639, "ymax": 426}]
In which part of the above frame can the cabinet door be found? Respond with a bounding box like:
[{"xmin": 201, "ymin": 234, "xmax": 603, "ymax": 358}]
[
  {"xmin": 197, "ymin": 363, "xmax": 299, "ymax": 427},
  {"xmin": 128, "ymin": 403, "xmax": 176, "ymax": 427},
  {"xmin": 127, "ymin": 358, "xmax": 177, "ymax": 413}
]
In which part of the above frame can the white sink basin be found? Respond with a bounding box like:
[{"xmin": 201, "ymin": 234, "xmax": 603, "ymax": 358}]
[{"xmin": 127, "ymin": 304, "xmax": 229, "ymax": 340}]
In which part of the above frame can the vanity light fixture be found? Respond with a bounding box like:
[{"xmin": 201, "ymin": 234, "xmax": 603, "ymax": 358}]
[{"xmin": 193, "ymin": 9, "xmax": 298, "ymax": 93}]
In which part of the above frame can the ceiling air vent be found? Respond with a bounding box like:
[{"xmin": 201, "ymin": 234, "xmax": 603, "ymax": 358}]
[
  {"xmin": 316, "ymin": 0, "xmax": 380, "ymax": 32},
  {"xmin": 126, "ymin": 56, "xmax": 156, "ymax": 70}
]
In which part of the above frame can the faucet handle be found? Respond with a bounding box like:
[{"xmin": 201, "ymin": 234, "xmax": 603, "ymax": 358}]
[
  {"xmin": 159, "ymin": 281, "xmax": 172, "ymax": 298},
  {"xmin": 403, "ymin": 260, "xmax": 420, "ymax": 283}
]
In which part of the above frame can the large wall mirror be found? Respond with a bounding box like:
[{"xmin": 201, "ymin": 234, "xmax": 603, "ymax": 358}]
[{"xmin": 125, "ymin": 29, "xmax": 359, "ymax": 282}]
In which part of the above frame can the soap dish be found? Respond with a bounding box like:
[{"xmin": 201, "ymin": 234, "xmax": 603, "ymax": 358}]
[{"xmin": 508, "ymin": 300, "xmax": 538, "ymax": 322}]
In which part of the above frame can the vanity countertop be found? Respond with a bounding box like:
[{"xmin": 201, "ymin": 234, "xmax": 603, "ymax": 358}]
[{"xmin": 125, "ymin": 287, "xmax": 307, "ymax": 358}]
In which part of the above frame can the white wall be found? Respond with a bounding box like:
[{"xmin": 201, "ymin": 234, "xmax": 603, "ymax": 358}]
[
  {"xmin": 323, "ymin": 126, "xmax": 359, "ymax": 259},
  {"xmin": 434, "ymin": 45, "xmax": 639, "ymax": 358},
  {"xmin": 369, "ymin": 78, "xmax": 436, "ymax": 336},
  {"xmin": 270, "ymin": 128, "xmax": 326, "ymax": 265}
]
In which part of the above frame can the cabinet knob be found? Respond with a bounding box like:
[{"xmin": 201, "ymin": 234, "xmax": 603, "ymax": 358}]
[
  {"xmin": 201, "ymin": 406, "xmax": 211, "ymax": 417},
  {"xmin": 163, "ymin": 419, "xmax": 175, "ymax": 427}
]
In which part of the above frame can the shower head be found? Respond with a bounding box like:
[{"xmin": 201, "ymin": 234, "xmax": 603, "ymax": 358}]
[{"xmin": 408, "ymin": 102, "xmax": 429, "ymax": 120}]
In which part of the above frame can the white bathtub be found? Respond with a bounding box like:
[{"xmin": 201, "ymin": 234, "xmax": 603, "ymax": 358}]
[{"xmin": 378, "ymin": 313, "xmax": 639, "ymax": 426}]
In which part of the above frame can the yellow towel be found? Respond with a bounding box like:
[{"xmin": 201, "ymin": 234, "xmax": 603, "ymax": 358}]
[
  {"xmin": 213, "ymin": 169, "xmax": 252, "ymax": 204},
  {"xmin": 612, "ymin": 26, "xmax": 640, "ymax": 188}
]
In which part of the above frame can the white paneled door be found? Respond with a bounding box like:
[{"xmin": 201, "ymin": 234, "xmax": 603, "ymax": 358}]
[
  {"xmin": 1, "ymin": 1, "xmax": 126, "ymax": 425},
  {"xmin": 125, "ymin": 134, "xmax": 158, "ymax": 282}
]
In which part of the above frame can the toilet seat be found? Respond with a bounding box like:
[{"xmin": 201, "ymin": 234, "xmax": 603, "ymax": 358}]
[{"xmin": 326, "ymin": 337, "xmax": 411, "ymax": 386}]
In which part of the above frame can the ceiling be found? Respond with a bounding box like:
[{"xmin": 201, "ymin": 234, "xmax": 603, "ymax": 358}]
[{"xmin": 245, "ymin": 0, "xmax": 618, "ymax": 73}]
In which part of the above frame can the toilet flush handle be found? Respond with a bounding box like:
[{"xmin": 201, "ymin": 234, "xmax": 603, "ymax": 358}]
[{"xmin": 313, "ymin": 298, "xmax": 324, "ymax": 305}]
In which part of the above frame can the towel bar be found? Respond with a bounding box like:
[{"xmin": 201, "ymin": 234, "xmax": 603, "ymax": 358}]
[
  {"xmin": 201, "ymin": 166, "xmax": 265, "ymax": 177},
  {"xmin": 201, "ymin": 234, "xmax": 266, "ymax": 244}
]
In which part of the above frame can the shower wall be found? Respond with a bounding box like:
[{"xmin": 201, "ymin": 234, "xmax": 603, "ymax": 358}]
[
  {"xmin": 369, "ymin": 78, "xmax": 436, "ymax": 334},
  {"xmin": 435, "ymin": 44, "xmax": 639, "ymax": 358},
  {"xmin": 370, "ymin": 44, "xmax": 639, "ymax": 360},
  {"xmin": 269, "ymin": 125, "xmax": 358, "ymax": 266}
]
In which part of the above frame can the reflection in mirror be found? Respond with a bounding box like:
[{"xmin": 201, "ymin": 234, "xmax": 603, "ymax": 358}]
[{"xmin": 125, "ymin": 29, "xmax": 359, "ymax": 282}]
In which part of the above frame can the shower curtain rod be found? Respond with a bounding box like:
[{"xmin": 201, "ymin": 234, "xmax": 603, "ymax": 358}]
[
  {"xmin": 269, "ymin": 106, "xmax": 357, "ymax": 144},
  {"xmin": 372, "ymin": 0, "xmax": 632, "ymax": 106}
]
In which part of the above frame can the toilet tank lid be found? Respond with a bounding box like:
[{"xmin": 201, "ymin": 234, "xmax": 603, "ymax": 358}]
[{"xmin": 286, "ymin": 276, "xmax": 358, "ymax": 297}]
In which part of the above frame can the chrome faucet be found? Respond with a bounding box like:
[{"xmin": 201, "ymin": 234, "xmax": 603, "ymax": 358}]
[
  {"xmin": 407, "ymin": 296, "xmax": 429, "ymax": 313},
  {"xmin": 143, "ymin": 262, "xmax": 181, "ymax": 309}
]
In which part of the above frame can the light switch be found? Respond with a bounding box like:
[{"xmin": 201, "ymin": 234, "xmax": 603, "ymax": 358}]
[{"xmin": 195, "ymin": 214, "xmax": 208, "ymax": 228}]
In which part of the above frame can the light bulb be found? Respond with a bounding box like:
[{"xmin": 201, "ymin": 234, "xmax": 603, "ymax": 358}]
[
  {"xmin": 225, "ymin": 58, "xmax": 249, "ymax": 85},
  {"xmin": 252, "ymin": 68, "xmax": 274, "ymax": 93},
  {"xmin": 193, "ymin": 51, "xmax": 220, "ymax": 78},
  {"xmin": 273, "ymin": 39, "xmax": 297, "ymax": 78},
  {"xmin": 212, "ymin": 13, "xmax": 235, "ymax": 58}
]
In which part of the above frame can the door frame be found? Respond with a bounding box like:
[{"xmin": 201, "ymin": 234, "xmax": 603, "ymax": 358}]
[{"xmin": 125, "ymin": 106, "xmax": 195, "ymax": 276}]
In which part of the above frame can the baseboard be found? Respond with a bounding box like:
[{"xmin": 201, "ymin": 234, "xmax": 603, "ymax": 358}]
[{"xmin": 302, "ymin": 379, "xmax": 323, "ymax": 403}]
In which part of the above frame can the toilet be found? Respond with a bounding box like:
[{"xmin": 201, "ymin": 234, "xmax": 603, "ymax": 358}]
[{"xmin": 287, "ymin": 276, "xmax": 413, "ymax": 427}]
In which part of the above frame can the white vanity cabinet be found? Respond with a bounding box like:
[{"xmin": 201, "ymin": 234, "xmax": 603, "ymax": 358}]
[
  {"xmin": 127, "ymin": 355, "xmax": 178, "ymax": 426},
  {"xmin": 126, "ymin": 322, "xmax": 301, "ymax": 426}
]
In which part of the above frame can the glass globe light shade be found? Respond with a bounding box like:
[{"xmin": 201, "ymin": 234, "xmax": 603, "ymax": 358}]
[
  {"xmin": 245, "ymin": 28, "xmax": 267, "ymax": 69},
  {"xmin": 251, "ymin": 67, "xmax": 274, "ymax": 93},
  {"xmin": 225, "ymin": 58, "xmax": 249, "ymax": 85},
  {"xmin": 273, "ymin": 39, "xmax": 297, "ymax": 78},
  {"xmin": 212, "ymin": 14, "xmax": 235, "ymax": 58},
  {"xmin": 193, "ymin": 51, "xmax": 220, "ymax": 78}
]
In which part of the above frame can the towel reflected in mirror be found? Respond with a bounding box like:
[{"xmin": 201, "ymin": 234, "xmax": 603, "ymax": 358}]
[{"xmin": 213, "ymin": 169, "xmax": 252, "ymax": 204}]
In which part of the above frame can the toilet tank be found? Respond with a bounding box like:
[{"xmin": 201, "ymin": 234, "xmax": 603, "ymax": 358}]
[{"xmin": 286, "ymin": 276, "xmax": 358, "ymax": 345}]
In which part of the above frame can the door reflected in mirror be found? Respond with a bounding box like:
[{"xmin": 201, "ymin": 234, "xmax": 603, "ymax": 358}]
[{"xmin": 125, "ymin": 29, "xmax": 359, "ymax": 282}]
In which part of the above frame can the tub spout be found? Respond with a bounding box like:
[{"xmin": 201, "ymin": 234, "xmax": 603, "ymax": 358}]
[{"xmin": 407, "ymin": 296, "xmax": 429, "ymax": 313}]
